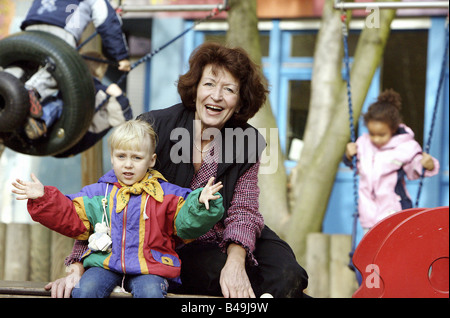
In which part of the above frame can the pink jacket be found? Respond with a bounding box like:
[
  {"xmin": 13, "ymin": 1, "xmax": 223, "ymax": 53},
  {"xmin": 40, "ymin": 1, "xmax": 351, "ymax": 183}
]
[{"xmin": 353, "ymin": 124, "xmax": 439, "ymax": 228}]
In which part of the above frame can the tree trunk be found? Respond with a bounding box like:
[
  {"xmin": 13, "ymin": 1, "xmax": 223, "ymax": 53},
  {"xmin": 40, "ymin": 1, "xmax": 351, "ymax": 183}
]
[
  {"xmin": 226, "ymin": 0, "xmax": 290, "ymax": 234},
  {"xmin": 225, "ymin": 0, "xmax": 399, "ymax": 258},
  {"xmin": 286, "ymin": 0, "xmax": 400, "ymax": 260},
  {"xmin": 0, "ymin": 0, "xmax": 14, "ymax": 40}
]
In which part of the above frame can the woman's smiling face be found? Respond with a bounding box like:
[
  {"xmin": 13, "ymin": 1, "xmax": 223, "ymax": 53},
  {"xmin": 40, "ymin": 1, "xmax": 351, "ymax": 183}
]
[{"xmin": 195, "ymin": 64, "xmax": 240, "ymax": 130}]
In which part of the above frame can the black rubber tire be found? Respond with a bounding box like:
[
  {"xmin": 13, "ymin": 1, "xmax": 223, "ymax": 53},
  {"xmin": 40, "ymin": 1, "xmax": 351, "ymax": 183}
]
[
  {"xmin": 0, "ymin": 31, "xmax": 95, "ymax": 156},
  {"xmin": 0, "ymin": 71, "xmax": 29, "ymax": 132}
]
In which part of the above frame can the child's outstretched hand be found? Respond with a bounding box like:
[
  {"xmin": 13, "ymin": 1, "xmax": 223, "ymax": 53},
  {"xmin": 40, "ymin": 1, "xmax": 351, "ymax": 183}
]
[
  {"xmin": 11, "ymin": 173, "xmax": 44, "ymax": 200},
  {"xmin": 199, "ymin": 177, "xmax": 223, "ymax": 210}
]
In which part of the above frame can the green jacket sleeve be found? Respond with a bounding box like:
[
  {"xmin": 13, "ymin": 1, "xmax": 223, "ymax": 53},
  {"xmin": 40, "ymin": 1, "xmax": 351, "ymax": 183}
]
[{"xmin": 175, "ymin": 187, "xmax": 224, "ymax": 240}]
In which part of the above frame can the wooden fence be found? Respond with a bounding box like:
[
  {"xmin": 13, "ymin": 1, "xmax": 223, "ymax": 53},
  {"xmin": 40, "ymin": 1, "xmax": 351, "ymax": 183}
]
[
  {"xmin": 0, "ymin": 223, "xmax": 74, "ymax": 282},
  {"xmin": 304, "ymin": 233, "xmax": 359, "ymax": 298},
  {"xmin": 1, "ymin": 223, "xmax": 358, "ymax": 297}
]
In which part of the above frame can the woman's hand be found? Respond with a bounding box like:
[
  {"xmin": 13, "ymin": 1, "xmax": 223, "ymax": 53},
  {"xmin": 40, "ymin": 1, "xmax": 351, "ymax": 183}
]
[
  {"xmin": 220, "ymin": 244, "xmax": 255, "ymax": 298},
  {"xmin": 44, "ymin": 262, "xmax": 84, "ymax": 298},
  {"xmin": 11, "ymin": 173, "xmax": 44, "ymax": 200}
]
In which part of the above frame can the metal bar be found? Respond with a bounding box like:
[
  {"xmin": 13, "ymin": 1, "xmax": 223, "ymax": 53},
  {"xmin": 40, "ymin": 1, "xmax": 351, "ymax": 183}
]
[
  {"xmin": 334, "ymin": 1, "xmax": 449, "ymax": 10},
  {"xmin": 121, "ymin": 1, "xmax": 228, "ymax": 13}
]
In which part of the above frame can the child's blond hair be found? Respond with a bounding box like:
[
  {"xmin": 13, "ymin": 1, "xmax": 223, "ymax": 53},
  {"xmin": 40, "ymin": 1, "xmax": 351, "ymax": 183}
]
[{"xmin": 108, "ymin": 120, "xmax": 157, "ymax": 154}]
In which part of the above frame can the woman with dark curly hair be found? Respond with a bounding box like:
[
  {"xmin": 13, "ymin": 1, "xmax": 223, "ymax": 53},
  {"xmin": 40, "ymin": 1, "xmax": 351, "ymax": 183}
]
[
  {"xmin": 48, "ymin": 42, "xmax": 309, "ymax": 298},
  {"xmin": 177, "ymin": 43, "xmax": 268, "ymax": 126}
]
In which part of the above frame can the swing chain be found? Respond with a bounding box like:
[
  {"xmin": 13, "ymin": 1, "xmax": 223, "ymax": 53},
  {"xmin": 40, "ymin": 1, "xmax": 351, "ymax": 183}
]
[
  {"xmin": 78, "ymin": 1, "xmax": 228, "ymax": 72},
  {"xmin": 341, "ymin": 10, "xmax": 349, "ymax": 37},
  {"xmin": 92, "ymin": 2, "xmax": 228, "ymax": 110},
  {"xmin": 415, "ymin": 16, "xmax": 449, "ymax": 207},
  {"xmin": 115, "ymin": 2, "xmax": 228, "ymax": 86},
  {"xmin": 340, "ymin": 7, "xmax": 360, "ymax": 270}
]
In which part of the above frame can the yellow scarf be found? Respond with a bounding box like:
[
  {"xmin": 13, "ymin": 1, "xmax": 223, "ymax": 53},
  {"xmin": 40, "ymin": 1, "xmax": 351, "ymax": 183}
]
[{"xmin": 116, "ymin": 170, "xmax": 167, "ymax": 213}]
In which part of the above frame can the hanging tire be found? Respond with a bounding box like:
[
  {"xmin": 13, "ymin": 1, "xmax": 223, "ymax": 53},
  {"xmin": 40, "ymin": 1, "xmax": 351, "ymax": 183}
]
[
  {"xmin": 0, "ymin": 31, "xmax": 95, "ymax": 156},
  {"xmin": 0, "ymin": 71, "xmax": 29, "ymax": 132}
]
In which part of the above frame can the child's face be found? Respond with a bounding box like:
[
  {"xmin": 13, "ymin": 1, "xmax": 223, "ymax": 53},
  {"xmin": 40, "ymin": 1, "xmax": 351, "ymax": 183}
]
[
  {"xmin": 111, "ymin": 138, "xmax": 156, "ymax": 186},
  {"xmin": 367, "ymin": 120, "xmax": 393, "ymax": 148}
]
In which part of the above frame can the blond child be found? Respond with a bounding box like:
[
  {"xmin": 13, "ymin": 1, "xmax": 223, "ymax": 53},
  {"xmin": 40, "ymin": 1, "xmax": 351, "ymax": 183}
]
[{"xmin": 12, "ymin": 120, "xmax": 224, "ymax": 298}]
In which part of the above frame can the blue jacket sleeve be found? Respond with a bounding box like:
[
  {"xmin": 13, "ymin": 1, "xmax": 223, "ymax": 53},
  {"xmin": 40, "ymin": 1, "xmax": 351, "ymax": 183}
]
[{"xmin": 92, "ymin": 0, "xmax": 129, "ymax": 61}]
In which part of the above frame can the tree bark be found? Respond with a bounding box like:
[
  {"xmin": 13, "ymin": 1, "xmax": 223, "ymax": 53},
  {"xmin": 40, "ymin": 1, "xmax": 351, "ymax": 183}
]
[
  {"xmin": 225, "ymin": 0, "xmax": 399, "ymax": 258},
  {"xmin": 286, "ymin": 0, "xmax": 400, "ymax": 260},
  {"xmin": 226, "ymin": 0, "xmax": 290, "ymax": 234}
]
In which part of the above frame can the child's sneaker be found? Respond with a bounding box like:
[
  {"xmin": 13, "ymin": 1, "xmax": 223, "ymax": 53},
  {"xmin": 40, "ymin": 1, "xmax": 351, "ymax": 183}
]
[
  {"xmin": 24, "ymin": 117, "xmax": 47, "ymax": 140},
  {"xmin": 28, "ymin": 89, "xmax": 43, "ymax": 118}
]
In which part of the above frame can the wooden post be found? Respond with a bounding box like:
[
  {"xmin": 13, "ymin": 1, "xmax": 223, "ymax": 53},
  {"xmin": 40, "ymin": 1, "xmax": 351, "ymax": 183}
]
[
  {"xmin": 50, "ymin": 232, "xmax": 74, "ymax": 281},
  {"xmin": 4, "ymin": 224, "xmax": 30, "ymax": 281},
  {"xmin": 305, "ymin": 232, "xmax": 330, "ymax": 298},
  {"xmin": 29, "ymin": 224, "xmax": 51, "ymax": 282},
  {"xmin": 0, "ymin": 143, "xmax": 4, "ymax": 160},
  {"xmin": 0, "ymin": 223, "xmax": 6, "ymax": 280},
  {"xmin": 329, "ymin": 234, "xmax": 359, "ymax": 298},
  {"xmin": 81, "ymin": 141, "xmax": 104, "ymax": 186},
  {"xmin": 79, "ymin": 22, "xmax": 104, "ymax": 187}
]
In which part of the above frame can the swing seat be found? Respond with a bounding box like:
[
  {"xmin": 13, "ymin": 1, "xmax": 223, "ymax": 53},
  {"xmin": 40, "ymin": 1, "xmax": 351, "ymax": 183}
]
[
  {"xmin": 0, "ymin": 31, "xmax": 95, "ymax": 157},
  {"xmin": 352, "ymin": 206, "xmax": 449, "ymax": 298}
]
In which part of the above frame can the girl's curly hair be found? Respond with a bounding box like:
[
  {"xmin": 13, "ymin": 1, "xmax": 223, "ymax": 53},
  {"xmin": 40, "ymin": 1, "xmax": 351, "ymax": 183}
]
[{"xmin": 364, "ymin": 89, "xmax": 403, "ymax": 132}]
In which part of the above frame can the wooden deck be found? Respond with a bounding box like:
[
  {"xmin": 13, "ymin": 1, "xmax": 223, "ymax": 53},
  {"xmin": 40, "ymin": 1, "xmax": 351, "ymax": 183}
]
[{"xmin": 0, "ymin": 280, "xmax": 217, "ymax": 298}]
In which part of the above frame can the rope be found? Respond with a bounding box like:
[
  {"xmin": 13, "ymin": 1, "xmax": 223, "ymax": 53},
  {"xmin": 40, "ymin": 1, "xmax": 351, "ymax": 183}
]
[
  {"xmin": 340, "ymin": 11, "xmax": 360, "ymax": 270},
  {"xmin": 115, "ymin": 5, "xmax": 226, "ymax": 86},
  {"xmin": 78, "ymin": 3, "xmax": 227, "ymax": 84},
  {"xmin": 80, "ymin": 54, "xmax": 119, "ymax": 68},
  {"xmin": 415, "ymin": 15, "xmax": 449, "ymax": 207},
  {"xmin": 76, "ymin": 31, "xmax": 99, "ymax": 51},
  {"xmin": 87, "ymin": 3, "xmax": 228, "ymax": 112}
]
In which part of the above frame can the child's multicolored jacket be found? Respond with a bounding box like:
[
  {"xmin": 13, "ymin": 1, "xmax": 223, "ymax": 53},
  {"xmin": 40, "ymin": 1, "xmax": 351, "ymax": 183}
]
[{"xmin": 27, "ymin": 169, "xmax": 224, "ymax": 281}]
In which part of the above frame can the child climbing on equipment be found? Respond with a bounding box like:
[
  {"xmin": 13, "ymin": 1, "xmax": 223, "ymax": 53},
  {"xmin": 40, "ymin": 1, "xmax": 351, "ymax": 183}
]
[
  {"xmin": 344, "ymin": 89, "xmax": 439, "ymax": 233},
  {"xmin": 11, "ymin": 119, "xmax": 225, "ymax": 298},
  {"xmin": 54, "ymin": 51, "xmax": 133, "ymax": 157},
  {"xmin": 9, "ymin": 0, "xmax": 131, "ymax": 140}
]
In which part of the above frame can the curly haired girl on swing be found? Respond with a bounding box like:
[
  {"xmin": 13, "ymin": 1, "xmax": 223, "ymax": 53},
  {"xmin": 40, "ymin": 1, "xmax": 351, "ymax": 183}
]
[{"xmin": 344, "ymin": 89, "xmax": 440, "ymax": 233}]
